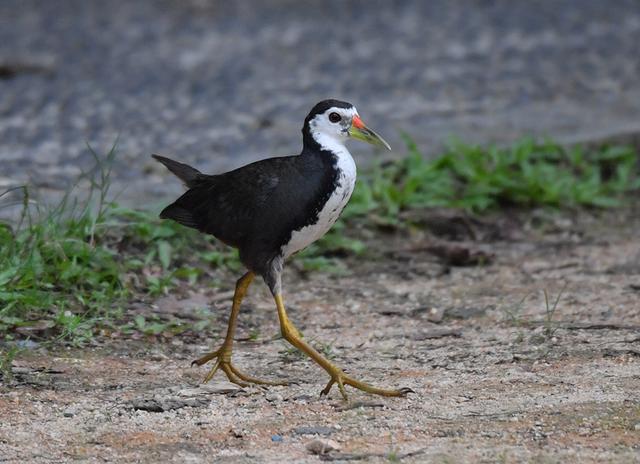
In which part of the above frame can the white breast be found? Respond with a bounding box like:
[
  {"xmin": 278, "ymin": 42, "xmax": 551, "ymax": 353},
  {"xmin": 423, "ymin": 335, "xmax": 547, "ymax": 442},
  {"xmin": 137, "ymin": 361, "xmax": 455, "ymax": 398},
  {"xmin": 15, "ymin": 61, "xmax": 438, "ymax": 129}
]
[{"xmin": 281, "ymin": 137, "xmax": 356, "ymax": 259}]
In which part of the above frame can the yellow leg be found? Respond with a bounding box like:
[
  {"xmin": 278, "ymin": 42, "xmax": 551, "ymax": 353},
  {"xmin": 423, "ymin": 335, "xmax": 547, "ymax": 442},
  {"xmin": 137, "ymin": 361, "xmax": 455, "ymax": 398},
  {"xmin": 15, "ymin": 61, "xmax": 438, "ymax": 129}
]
[
  {"xmin": 274, "ymin": 294, "xmax": 411, "ymax": 400},
  {"xmin": 192, "ymin": 272, "xmax": 286, "ymax": 386}
]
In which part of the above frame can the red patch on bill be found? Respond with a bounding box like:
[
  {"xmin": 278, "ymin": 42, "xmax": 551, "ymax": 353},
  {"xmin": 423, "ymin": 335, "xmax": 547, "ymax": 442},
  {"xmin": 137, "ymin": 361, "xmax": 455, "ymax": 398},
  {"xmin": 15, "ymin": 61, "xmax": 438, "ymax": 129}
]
[{"xmin": 351, "ymin": 115, "xmax": 365, "ymax": 129}]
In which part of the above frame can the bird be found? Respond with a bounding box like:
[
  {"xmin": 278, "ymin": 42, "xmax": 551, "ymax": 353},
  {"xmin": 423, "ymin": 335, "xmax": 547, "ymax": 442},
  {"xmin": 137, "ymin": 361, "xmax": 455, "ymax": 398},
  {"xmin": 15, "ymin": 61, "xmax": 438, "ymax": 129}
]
[{"xmin": 152, "ymin": 99, "xmax": 411, "ymax": 400}]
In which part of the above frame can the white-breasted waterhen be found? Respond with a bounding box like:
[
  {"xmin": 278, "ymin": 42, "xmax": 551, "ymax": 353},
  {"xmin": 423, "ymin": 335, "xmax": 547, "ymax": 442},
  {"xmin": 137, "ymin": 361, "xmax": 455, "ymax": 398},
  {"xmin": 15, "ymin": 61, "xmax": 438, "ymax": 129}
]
[{"xmin": 152, "ymin": 99, "xmax": 411, "ymax": 399}]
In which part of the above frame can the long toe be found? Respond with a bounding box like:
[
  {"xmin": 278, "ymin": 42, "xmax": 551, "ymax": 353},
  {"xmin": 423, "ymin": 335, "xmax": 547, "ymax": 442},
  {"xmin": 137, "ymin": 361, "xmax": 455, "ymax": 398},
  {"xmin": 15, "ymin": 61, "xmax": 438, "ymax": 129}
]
[
  {"xmin": 320, "ymin": 371, "xmax": 412, "ymax": 399},
  {"xmin": 227, "ymin": 363, "xmax": 288, "ymax": 386}
]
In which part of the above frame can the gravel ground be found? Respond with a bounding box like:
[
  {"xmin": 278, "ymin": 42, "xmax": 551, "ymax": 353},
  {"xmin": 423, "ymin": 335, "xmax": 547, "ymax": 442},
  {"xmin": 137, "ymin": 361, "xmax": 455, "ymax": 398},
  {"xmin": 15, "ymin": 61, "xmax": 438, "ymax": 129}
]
[
  {"xmin": 1, "ymin": 0, "xmax": 640, "ymax": 204},
  {"xmin": 1, "ymin": 210, "xmax": 639, "ymax": 462}
]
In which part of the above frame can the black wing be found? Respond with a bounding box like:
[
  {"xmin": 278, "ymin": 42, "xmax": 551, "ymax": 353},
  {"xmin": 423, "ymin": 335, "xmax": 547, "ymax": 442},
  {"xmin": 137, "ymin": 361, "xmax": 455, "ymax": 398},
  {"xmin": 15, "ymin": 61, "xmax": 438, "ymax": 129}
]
[{"xmin": 159, "ymin": 156, "xmax": 296, "ymax": 248}]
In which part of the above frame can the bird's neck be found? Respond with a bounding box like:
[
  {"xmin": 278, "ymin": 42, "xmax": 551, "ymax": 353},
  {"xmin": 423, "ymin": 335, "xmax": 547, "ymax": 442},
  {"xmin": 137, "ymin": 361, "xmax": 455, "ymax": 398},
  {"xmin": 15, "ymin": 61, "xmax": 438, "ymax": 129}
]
[
  {"xmin": 303, "ymin": 131, "xmax": 356, "ymax": 182},
  {"xmin": 302, "ymin": 124, "xmax": 347, "ymax": 153}
]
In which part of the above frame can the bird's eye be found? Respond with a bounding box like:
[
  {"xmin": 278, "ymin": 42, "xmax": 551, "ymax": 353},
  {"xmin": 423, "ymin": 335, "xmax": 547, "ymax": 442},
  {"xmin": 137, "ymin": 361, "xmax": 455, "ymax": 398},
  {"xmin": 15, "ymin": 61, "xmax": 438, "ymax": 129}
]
[{"xmin": 329, "ymin": 112, "xmax": 341, "ymax": 123}]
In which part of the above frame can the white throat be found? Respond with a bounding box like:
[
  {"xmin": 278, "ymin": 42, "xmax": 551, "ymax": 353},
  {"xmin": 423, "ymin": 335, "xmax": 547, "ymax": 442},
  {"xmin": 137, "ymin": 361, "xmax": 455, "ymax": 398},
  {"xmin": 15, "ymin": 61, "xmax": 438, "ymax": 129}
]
[
  {"xmin": 311, "ymin": 130, "xmax": 349, "ymax": 156},
  {"xmin": 310, "ymin": 130, "xmax": 357, "ymax": 184}
]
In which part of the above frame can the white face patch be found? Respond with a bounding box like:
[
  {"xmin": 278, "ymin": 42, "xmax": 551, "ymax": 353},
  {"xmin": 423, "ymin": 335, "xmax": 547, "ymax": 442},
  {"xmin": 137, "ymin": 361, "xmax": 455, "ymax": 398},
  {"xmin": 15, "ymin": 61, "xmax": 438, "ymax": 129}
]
[{"xmin": 307, "ymin": 106, "xmax": 359, "ymax": 151}]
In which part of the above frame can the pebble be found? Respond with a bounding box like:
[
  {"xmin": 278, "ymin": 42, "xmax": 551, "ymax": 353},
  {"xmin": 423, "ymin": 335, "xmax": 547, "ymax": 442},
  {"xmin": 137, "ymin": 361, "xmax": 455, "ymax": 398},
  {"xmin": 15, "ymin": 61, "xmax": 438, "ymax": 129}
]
[
  {"xmin": 62, "ymin": 407, "xmax": 77, "ymax": 417},
  {"xmin": 15, "ymin": 340, "xmax": 40, "ymax": 349},
  {"xmin": 306, "ymin": 439, "xmax": 341, "ymax": 455},
  {"xmin": 179, "ymin": 382, "xmax": 244, "ymax": 396},
  {"xmin": 265, "ymin": 392, "xmax": 284, "ymax": 403},
  {"xmin": 426, "ymin": 306, "xmax": 445, "ymax": 323}
]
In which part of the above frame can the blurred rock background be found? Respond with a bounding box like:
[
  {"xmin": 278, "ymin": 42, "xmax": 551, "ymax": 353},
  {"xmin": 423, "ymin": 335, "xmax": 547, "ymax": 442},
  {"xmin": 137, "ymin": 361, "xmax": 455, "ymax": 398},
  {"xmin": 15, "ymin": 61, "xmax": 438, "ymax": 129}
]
[{"xmin": 1, "ymin": 0, "xmax": 639, "ymax": 204}]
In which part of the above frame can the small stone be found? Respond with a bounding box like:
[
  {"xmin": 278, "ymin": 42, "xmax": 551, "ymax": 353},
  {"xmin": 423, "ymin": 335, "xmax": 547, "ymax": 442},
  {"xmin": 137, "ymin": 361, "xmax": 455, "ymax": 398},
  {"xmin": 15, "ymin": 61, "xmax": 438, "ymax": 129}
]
[
  {"xmin": 634, "ymin": 423, "xmax": 640, "ymax": 431},
  {"xmin": 265, "ymin": 392, "xmax": 283, "ymax": 402},
  {"xmin": 11, "ymin": 367, "xmax": 31, "ymax": 375},
  {"xmin": 271, "ymin": 435, "xmax": 283, "ymax": 442},
  {"xmin": 198, "ymin": 382, "xmax": 245, "ymax": 395},
  {"xmin": 15, "ymin": 339, "xmax": 39, "ymax": 349},
  {"xmin": 177, "ymin": 388, "xmax": 204, "ymax": 397},
  {"xmin": 63, "ymin": 407, "xmax": 77, "ymax": 417},
  {"xmin": 426, "ymin": 306, "xmax": 445, "ymax": 323},
  {"xmin": 306, "ymin": 439, "xmax": 341, "ymax": 455}
]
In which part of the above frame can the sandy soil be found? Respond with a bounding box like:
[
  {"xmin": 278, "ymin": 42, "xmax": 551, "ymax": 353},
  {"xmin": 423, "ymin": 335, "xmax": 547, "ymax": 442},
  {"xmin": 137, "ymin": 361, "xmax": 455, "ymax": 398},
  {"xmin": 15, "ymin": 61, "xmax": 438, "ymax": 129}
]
[{"xmin": 1, "ymin": 209, "xmax": 639, "ymax": 463}]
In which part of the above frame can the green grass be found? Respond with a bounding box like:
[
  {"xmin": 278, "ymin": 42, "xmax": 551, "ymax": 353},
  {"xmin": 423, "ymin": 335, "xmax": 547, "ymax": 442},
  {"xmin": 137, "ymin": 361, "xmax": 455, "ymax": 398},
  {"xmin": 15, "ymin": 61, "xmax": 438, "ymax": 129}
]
[
  {"xmin": 0, "ymin": 145, "xmax": 238, "ymax": 346},
  {"xmin": 348, "ymin": 136, "xmax": 640, "ymax": 222},
  {"xmin": 0, "ymin": 137, "xmax": 638, "ymax": 346}
]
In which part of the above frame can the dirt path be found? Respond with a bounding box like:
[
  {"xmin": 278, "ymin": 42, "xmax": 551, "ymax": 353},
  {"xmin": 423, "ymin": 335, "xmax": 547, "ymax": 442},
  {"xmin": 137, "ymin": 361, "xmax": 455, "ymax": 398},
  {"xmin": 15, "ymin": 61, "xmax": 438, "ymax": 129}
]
[{"xmin": 1, "ymin": 211, "xmax": 639, "ymax": 463}]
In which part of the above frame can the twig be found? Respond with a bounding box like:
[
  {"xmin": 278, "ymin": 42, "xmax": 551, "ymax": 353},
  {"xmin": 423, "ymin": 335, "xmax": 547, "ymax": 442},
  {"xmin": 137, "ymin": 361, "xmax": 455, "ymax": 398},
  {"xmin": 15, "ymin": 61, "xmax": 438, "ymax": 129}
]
[
  {"xmin": 320, "ymin": 447, "xmax": 427, "ymax": 462},
  {"xmin": 525, "ymin": 321, "xmax": 640, "ymax": 331}
]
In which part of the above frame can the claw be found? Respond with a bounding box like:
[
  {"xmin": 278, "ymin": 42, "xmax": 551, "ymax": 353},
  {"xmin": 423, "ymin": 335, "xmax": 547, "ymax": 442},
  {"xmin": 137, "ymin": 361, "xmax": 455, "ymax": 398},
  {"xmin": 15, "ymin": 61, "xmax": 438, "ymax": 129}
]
[
  {"xmin": 320, "ymin": 379, "xmax": 335, "ymax": 397},
  {"xmin": 191, "ymin": 348, "xmax": 221, "ymax": 367},
  {"xmin": 398, "ymin": 387, "xmax": 415, "ymax": 395}
]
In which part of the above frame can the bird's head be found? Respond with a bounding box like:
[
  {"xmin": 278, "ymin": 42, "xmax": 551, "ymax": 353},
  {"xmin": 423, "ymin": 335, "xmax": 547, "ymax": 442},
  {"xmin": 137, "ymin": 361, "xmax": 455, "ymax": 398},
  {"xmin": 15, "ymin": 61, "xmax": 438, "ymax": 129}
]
[{"xmin": 303, "ymin": 99, "xmax": 391, "ymax": 151}]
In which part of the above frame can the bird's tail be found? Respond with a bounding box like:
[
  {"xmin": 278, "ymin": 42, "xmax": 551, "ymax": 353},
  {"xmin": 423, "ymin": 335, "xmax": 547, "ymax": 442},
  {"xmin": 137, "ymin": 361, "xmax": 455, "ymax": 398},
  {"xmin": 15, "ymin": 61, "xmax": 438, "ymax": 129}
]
[{"xmin": 152, "ymin": 154, "xmax": 202, "ymax": 188}]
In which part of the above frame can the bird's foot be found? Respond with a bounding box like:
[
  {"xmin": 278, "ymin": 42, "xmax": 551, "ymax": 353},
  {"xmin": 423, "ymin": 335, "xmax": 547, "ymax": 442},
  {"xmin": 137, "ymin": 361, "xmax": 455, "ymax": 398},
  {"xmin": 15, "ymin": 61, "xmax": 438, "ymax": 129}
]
[
  {"xmin": 320, "ymin": 366, "xmax": 413, "ymax": 401},
  {"xmin": 191, "ymin": 347, "xmax": 287, "ymax": 387}
]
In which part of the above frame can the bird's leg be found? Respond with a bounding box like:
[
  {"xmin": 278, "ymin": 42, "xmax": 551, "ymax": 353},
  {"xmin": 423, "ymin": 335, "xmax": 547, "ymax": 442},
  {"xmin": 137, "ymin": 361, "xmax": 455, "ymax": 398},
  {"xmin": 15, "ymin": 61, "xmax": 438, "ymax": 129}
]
[
  {"xmin": 192, "ymin": 272, "xmax": 285, "ymax": 386},
  {"xmin": 274, "ymin": 293, "xmax": 411, "ymax": 400}
]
